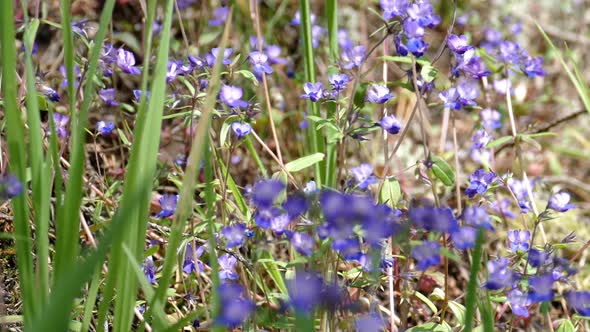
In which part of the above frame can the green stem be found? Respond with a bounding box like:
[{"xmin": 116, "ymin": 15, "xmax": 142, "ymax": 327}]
[{"xmin": 464, "ymin": 229, "xmax": 485, "ymax": 332}]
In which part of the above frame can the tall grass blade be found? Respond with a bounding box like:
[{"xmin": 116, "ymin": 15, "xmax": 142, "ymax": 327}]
[
  {"xmin": 0, "ymin": 0, "xmax": 37, "ymax": 326},
  {"xmin": 464, "ymin": 229, "xmax": 485, "ymax": 332},
  {"xmin": 300, "ymin": 0, "xmax": 326, "ymax": 186}
]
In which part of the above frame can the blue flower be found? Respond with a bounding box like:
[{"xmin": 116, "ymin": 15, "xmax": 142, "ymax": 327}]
[
  {"xmin": 471, "ymin": 129, "xmax": 492, "ymax": 150},
  {"xmin": 333, "ymin": 238, "xmax": 362, "ymax": 260},
  {"xmin": 528, "ymin": 249, "xmax": 549, "ymax": 268},
  {"xmin": 566, "ymin": 291, "xmax": 590, "ymax": 317},
  {"xmin": 380, "ymin": 0, "xmax": 408, "ymax": 20},
  {"xmin": 351, "ymin": 164, "xmax": 377, "ymax": 189},
  {"xmin": 116, "ymin": 48, "xmax": 141, "ymax": 75},
  {"xmin": 53, "ymin": 113, "xmax": 70, "ymax": 138},
  {"xmin": 406, "ymin": 1, "xmax": 440, "ymax": 28},
  {"xmin": 410, "ymin": 206, "xmax": 458, "ymax": 233},
  {"xmin": 156, "ymin": 194, "xmax": 178, "ymax": 218},
  {"xmin": 329, "ymin": 73, "xmax": 350, "ymax": 92},
  {"xmin": 216, "ymin": 283, "xmax": 255, "ymax": 327},
  {"xmin": 407, "ymin": 37, "xmax": 428, "ymax": 57},
  {"xmin": 379, "ymin": 115, "xmax": 402, "ymax": 135},
  {"xmin": 249, "ymin": 51, "xmax": 273, "ymax": 80},
  {"xmin": 270, "ymin": 214, "xmax": 291, "ymax": 235},
  {"xmin": 60, "ymin": 64, "xmax": 82, "ymax": 88},
  {"xmin": 99, "ymin": 88, "xmax": 119, "ymax": 106},
  {"xmin": 301, "ymin": 82, "xmax": 323, "ymax": 102},
  {"xmin": 412, "ymin": 241, "xmax": 441, "ymax": 270},
  {"xmin": 485, "ymin": 258, "xmax": 514, "ymax": 290},
  {"xmin": 290, "ymin": 232, "xmax": 314, "ymax": 256},
  {"xmin": 365, "ymin": 84, "xmax": 394, "ymax": 104},
  {"xmin": 465, "ymin": 169, "xmax": 496, "ymax": 198},
  {"xmin": 252, "ymin": 180, "xmax": 285, "ymax": 208},
  {"xmin": 451, "ymin": 226, "xmax": 477, "ymax": 250},
  {"xmin": 508, "ymin": 289, "xmax": 531, "ymax": 318},
  {"xmin": 447, "ymin": 34, "xmax": 472, "ymax": 54},
  {"xmin": 220, "ymin": 85, "xmax": 248, "ymax": 108},
  {"xmin": 355, "ymin": 312, "xmax": 384, "ymax": 332},
  {"xmin": 528, "ymin": 274, "xmax": 554, "ymax": 303},
  {"xmin": 206, "ymin": 47, "xmax": 233, "ymax": 67},
  {"xmin": 254, "ymin": 206, "xmax": 281, "ymax": 229},
  {"xmin": 0, "ymin": 173, "xmax": 24, "ymax": 199},
  {"xmin": 165, "ymin": 61, "xmax": 179, "ymax": 83},
  {"xmin": 481, "ymin": 108, "xmax": 502, "ymax": 130},
  {"xmin": 231, "ymin": 122, "xmax": 252, "ymax": 139},
  {"xmin": 287, "ymin": 271, "xmax": 324, "ymax": 313},
  {"xmin": 97, "ymin": 121, "xmax": 115, "ymax": 136},
  {"xmin": 456, "ymin": 49, "xmax": 491, "ymax": 79},
  {"xmin": 462, "ymin": 206, "xmax": 494, "ymax": 231},
  {"xmin": 342, "ymin": 45, "xmax": 365, "ymax": 69},
  {"xmin": 209, "ymin": 6, "xmax": 229, "ymax": 26},
  {"xmin": 283, "ymin": 194, "xmax": 308, "ymax": 219},
  {"xmin": 218, "ymin": 254, "xmax": 238, "ymax": 281},
  {"xmin": 508, "ymin": 230, "xmax": 530, "ymax": 252},
  {"xmin": 548, "ymin": 192, "xmax": 575, "ymax": 212},
  {"xmin": 521, "ymin": 56, "xmax": 545, "ymax": 77},
  {"xmin": 143, "ymin": 257, "xmax": 156, "ymax": 284},
  {"xmin": 38, "ymin": 84, "xmax": 60, "ymax": 102},
  {"xmin": 183, "ymin": 244, "xmax": 205, "ymax": 274},
  {"xmin": 222, "ymin": 223, "xmax": 247, "ymax": 248}
]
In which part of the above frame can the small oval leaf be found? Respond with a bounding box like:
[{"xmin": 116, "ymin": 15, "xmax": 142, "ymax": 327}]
[
  {"xmin": 285, "ymin": 153, "xmax": 325, "ymax": 173},
  {"xmin": 431, "ymin": 155, "xmax": 455, "ymax": 186}
]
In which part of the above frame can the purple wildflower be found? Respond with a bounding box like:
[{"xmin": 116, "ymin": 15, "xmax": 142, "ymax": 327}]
[
  {"xmin": 528, "ymin": 274, "xmax": 554, "ymax": 302},
  {"xmin": 365, "ymin": 84, "xmax": 394, "ymax": 104},
  {"xmin": 508, "ymin": 230, "xmax": 530, "ymax": 252},
  {"xmin": 447, "ymin": 34, "xmax": 472, "ymax": 54},
  {"xmin": 462, "ymin": 206, "xmax": 494, "ymax": 230},
  {"xmin": 231, "ymin": 122, "xmax": 252, "ymax": 139},
  {"xmin": 290, "ymin": 232, "xmax": 314, "ymax": 256},
  {"xmin": 548, "ymin": 192, "xmax": 575, "ymax": 212},
  {"xmin": 351, "ymin": 164, "xmax": 377, "ymax": 189},
  {"xmin": 270, "ymin": 214, "xmax": 291, "ymax": 235},
  {"xmin": 380, "ymin": 115, "xmax": 402, "ymax": 135},
  {"xmin": 0, "ymin": 174, "xmax": 24, "ymax": 199},
  {"xmin": 265, "ymin": 45, "xmax": 287, "ymax": 65},
  {"xmin": 481, "ymin": 108, "xmax": 502, "ymax": 130},
  {"xmin": 99, "ymin": 88, "xmax": 119, "ymax": 106},
  {"xmin": 97, "ymin": 121, "xmax": 115, "ymax": 136},
  {"xmin": 355, "ymin": 312, "xmax": 384, "ymax": 332},
  {"xmin": 380, "ymin": 0, "xmax": 408, "ymax": 20},
  {"xmin": 410, "ymin": 206, "xmax": 458, "ymax": 233},
  {"xmin": 116, "ymin": 49, "xmax": 141, "ymax": 75},
  {"xmin": 218, "ymin": 254, "xmax": 238, "ymax": 281},
  {"xmin": 465, "ymin": 169, "xmax": 496, "ymax": 198},
  {"xmin": 216, "ymin": 283, "xmax": 255, "ymax": 327},
  {"xmin": 566, "ymin": 291, "xmax": 590, "ymax": 317},
  {"xmin": 183, "ymin": 244, "xmax": 205, "ymax": 274},
  {"xmin": 301, "ymin": 82, "xmax": 323, "ymax": 102},
  {"xmin": 451, "ymin": 226, "xmax": 477, "ymax": 250},
  {"xmin": 166, "ymin": 61, "xmax": 179, "ymax": 83},
  {"xmin": 471, "ymin": 129, "xmax": 492, "ymax": 150},
  {"xmin": 329, "ymin": 73, "xmax": 350, "ymax": 92},
  {"xmin": 412, "ymin": 241, "xmax": 441, "ymax": 270},
  {"xmin": 143, "ymin": 257, "xmax": 156, "ymax": 284},
  {"xmin": 222, "ymin": 223, "xmax": 247, "ymax": 248},
  {"xmin": 156, "ymin": 194, "xmax": 178, "ymax": 218},
  {"xmin": 508, "ymin": 289, "xmax": 531, "ymax": 318},
  {"xmin": 209, "ymin": 7, "xmax": 229, "ymax": 26},
  {"xmin": 342, "ymin": 45, "xmax": 365, "ymax": 69},
  {"xmin": 249, "ymin": 51, "xmax": 273, "ymax": 79},
  {"xmin": 252, "ymin": 180, "xmax": 285, "ymax": 208},
  {"xmin": 485, "ymin": 258, "xmax": 514, "ymax": 290},
  {"xmin": 38, "ymin": 84, "xmax": 60, "ymax": 102},
  {"xmin": 287, "ymin": 271, "xmax": 324, "ymax": 313},
  {"xmin": 206, "ymin": 47, "xmax": 233, "ymax": 67},
  {"xmin": 53, "ymin": 113, "xmax": 69, "ymax": 138},
  {"xmin": 220, "ymin": 85, "xmax": 248, "ymax": 108},
  {"xmin": 521, "ymin": 56, "xmax": 545, "ymax": 77}
]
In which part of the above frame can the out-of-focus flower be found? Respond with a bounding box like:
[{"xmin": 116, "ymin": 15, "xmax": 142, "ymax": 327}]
[
  {"xmin": 548, "ymin": 192, "xmax": 575, "ymax": 212},
  {"xmin": 566, "ymin": 291, "xmax": 590, "ymax": 317},
  {"xmin": 462, "ymin": 205, "xmax": 494, "ymax": 230},
  {"xmin": 379, "ymin": 115, "xmax": 402, "ymax": 135},
  {"xmin": 206, "ymin": 47, "xmax": 233, "ymax": 67},
  {"xmin": 301, "ymin": 82, "xmax": 323, "ymax": 102},
  {"xmin": 447, "ymin": 34, "xmax": 472, "ymax": 54},
  {"xmin": 117, "ymin": 49, "xmax": 141, "ymax": 75},
  {"xmin": 156, "ymin": 194, "xmax": 178, "ymax": 218},
  {"xmin": 249, "ymin": 51, "xmax": 273, "ymax": 80},
  {"xmin": 412, "ymin": 241, "xmax": 441, "ymax": 270},
  {"xmin": 351, "ymin": 164, "xmax": 377, "ymax": 189},
  {"xmin": 528, "ymin": 274, "xmax": 554, "ymax": 302},
  {"xmin": 231, "ymin": 122, "xmax": 252, "ymax": 139},
  {"xmin": 465, "ymin": 169, "xmax": 496, "ymax": 198},
  {"xmin": 222, "ymin": 223, "xmax": 247, "ymax": 248},
  {"xmin": 355, "ymin": 312, "xmax": 384, "ymax": 332},
  {"xmin": 485, "ymin": 258, "xmax": 514, "ymax": 290},
  {"xmin": 366, "ymin": 84, "xmax": 394, "ymax": 104},
  {"xmin": 410, "ymin": 206, "xmax": 458, "ymax": 233},
  {"xmin": 216, "ymin": 283, "xmax": 255, "ymax": 327},
  {"xmin": 342, "ymin": 45, "xmax": 365, "ymax": 69},
  {"xmin": 53, "ymin": 113, "xmax": 69, "ymax": 138},
  {"xmin": 183, "ymin": 243, "xmax": 205, "ymax": 274},
  {"xmin": 451, "ymin": 226, "xmax": 477, "ymax": 250},
  {"xmin": 97, "ymin": 121, "xmax": 115, "ymax": 136},
  {"xmin": 508, "ymin": 289, "xmax": 531, "ymax": 318},
  {"xmin": 218, "ymin": 254, "xmax": 238, "ymax": 281},
  {"xmin": 0, "ymin": 174, "xmax": 24, "ymax": 199},
  {"xmin": 508, "ymin": 230, "xmax": 530, "ymax": 252},
  {"xmin": 143, "ymin": 256, "xmax": 156, "ymax": 284},
  {"xmin": 252, "ymin": 180, "xmax": 285, "ymax": 208},
  {"xmin": 481, "ymin": 108, "xmax": 502, "ymax": 130},
  {"xmin": 290, "ymin": 232, "xmax": 314, "ymax": 256},
  {"xmin": 209, "ymin": 6, "xmax": 229, "ymax": 26},
  {"xmin": 220, "ymin": 85, "xmax": 248, "ymax": 108},
  {"xmin": 99, "ymin": 88, "xmax": 119, "ymax": 106},
  {"xmin": 287, "ymin": 271, "xmax": 324, "ymax": 313},
  {"xmin": 471, "ymin": 129, "xmax": 492, "ymax": 150}
]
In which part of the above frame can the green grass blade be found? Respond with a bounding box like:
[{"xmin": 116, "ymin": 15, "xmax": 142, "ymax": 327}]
[
  {"xmin": 245, "ymin": 135, "xmax": 269, "ymax": 178},
  {"xmin": 96, "ymin": 0, "xmax": 157, "ymax": 328},
  {"xmin": 148, "ymin": 8, "xmax": 233, "ymax": 330},
  {"xmin": 80, "ymin": 268, "xmax": 102, "ymax": 332},
  {"xmin": 0, "ymin": 0, "xmax": 37, "ymax": 326},
  {"xmin": 20, "ymin": 8, "xmax": 51, "ymax": 307},
  {"xmin": 54, "ymin": 0, "xmax": 115, "ymax": 282},
  {"xmin": 326, "ymin": 0, "xmax": 338, "ymax": 61},
  {"xmin": 536, "ymin": 22, "xmax": 590, "ymax": 114},
  {"xmin": 464, "ymin": 229, "xmax": 485, "ymax": 332},
  {"xmin": 300, "ymin": 0, "xmax": 325, "ymax": 186}
]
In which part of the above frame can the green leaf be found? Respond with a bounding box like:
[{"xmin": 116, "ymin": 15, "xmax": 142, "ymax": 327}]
[
  {"xmin": 448, "ymin": 301, "xmax": 466, "ymax": 324},
  {"xmin": 486, "ymin": 136, "xmax": 513, "ymax": 149},
  {"xmin": 420, "ymin": 63, "xmax": 438, "ymax": 83},
  {"xmin": 556, "ymin": 320, "xmax": 575, "ymax": 332},
  {"xmin": 235, "ymin": 69, "xmax": 259, "ymax": 87},
  {"xmin": 285, "ymin": 153, "xmax": 325, "ymax": 172},
  {"xmin": 380, "ymin": 177, "xmax": 401, "ymax": 207},
  {"xmin": 415, "ymin": 291, "xmax": 438, "ymax": 314},
  {"xmin": 521, "ymin": 132, "xmax": 556, "ymax": 139},
  {"xmin": 406, "ymin": 322, "xmax": 451, "ymax": 332},
  {"xmin": 431, "ymin": 155, "xmax": 455, "ymax": 186}
]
